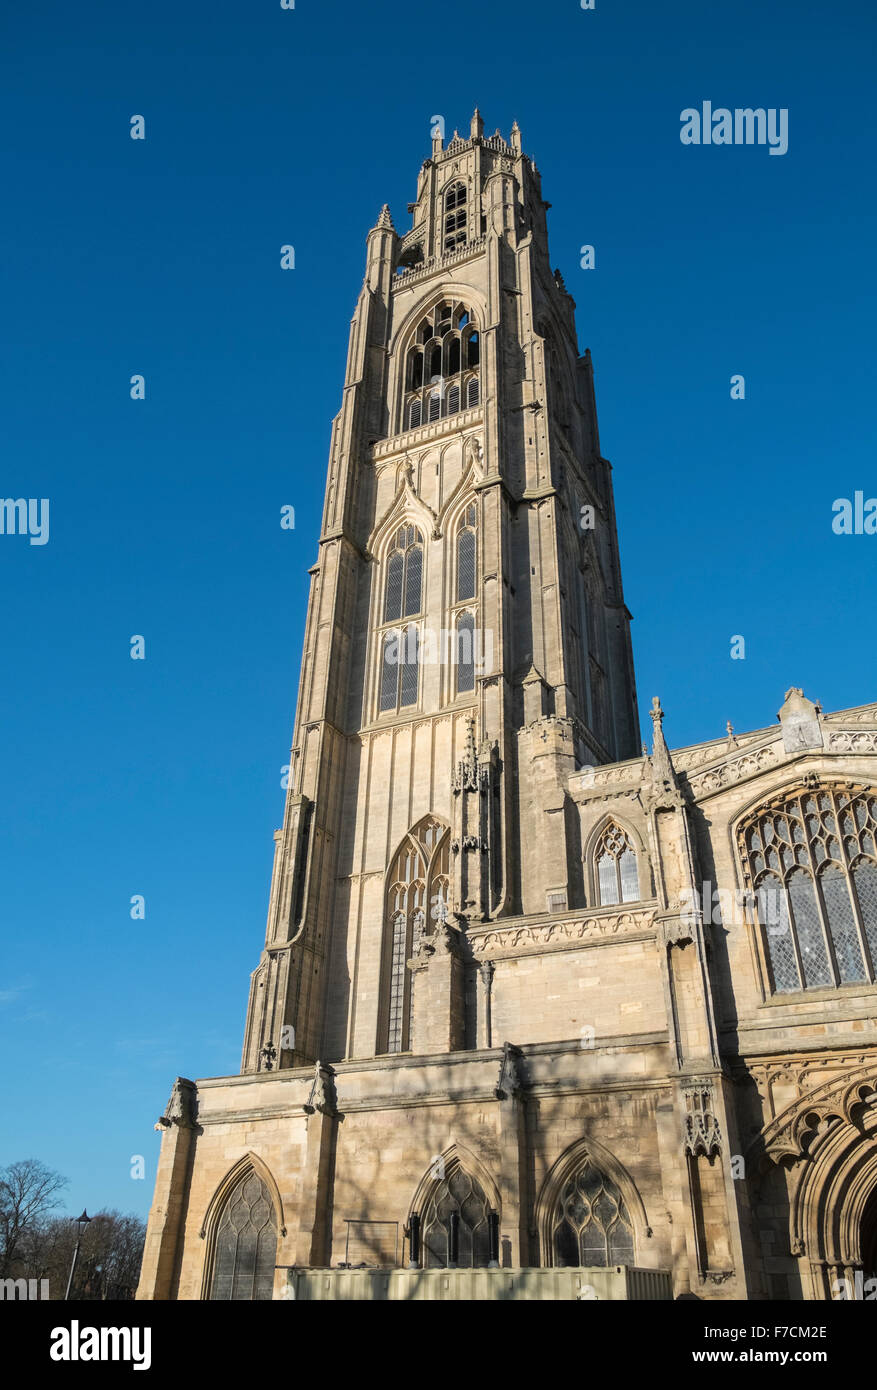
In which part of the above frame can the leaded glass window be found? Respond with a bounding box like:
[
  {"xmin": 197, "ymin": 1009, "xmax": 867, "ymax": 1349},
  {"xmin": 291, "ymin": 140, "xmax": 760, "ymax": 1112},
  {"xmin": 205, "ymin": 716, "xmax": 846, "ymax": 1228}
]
[
  {"xmin": 422, "ymin": 1165, "xmax": 491, "ymax": 1268},
  {"xmin": 383, "ymin": 820, "xmax": 450, "ymax": 1053},
  {"xmin": 595, "ymin": 822, "xmax": 641, "ymax": 906},
  {"xmin": 740, "ymin": 784, "xmax": 877, "ymax": 995},
  {"xmin": 456, "ymin": 612, "xmax": 475, "ymax": 694},
  {"xmin": 379, "ymin": 623, "xmax": 419, "ymax": 713},
  {"xmin": 384, "ymin": 525, "xmax": 423, "ymax": 621},
  {"xmin": 209, "ymin": 1171, "xmax": 277, "ymax": 1301},
  {"xmin": 457, "ymin": 504, "xmax": 476, "ymax": 601},
  {"xmin": 552, "ymin": 1161, "xmax": 634, "ymax": 1268}
]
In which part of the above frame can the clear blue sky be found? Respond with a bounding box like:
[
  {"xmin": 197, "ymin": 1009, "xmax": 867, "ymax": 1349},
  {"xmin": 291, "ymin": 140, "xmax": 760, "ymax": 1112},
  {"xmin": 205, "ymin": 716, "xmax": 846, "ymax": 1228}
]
[{"xmin": 2, "ymin": 0, "xmax": 875, "ymax": 1220}]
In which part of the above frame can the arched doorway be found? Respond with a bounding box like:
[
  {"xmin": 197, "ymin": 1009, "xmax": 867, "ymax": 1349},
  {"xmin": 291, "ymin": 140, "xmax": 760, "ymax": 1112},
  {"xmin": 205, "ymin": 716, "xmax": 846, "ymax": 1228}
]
[{"xmin": 861, "ymin": 1187, "xmax": 877, "ymax": 1281}]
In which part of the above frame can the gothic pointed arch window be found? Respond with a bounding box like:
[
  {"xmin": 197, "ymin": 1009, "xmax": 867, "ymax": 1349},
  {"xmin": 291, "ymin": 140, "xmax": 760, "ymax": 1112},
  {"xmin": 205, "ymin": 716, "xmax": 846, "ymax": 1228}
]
[
  {"xmin": 382, "ymin": 818, "xmax": 450, "ymax": 1052},
  {"xmin": 384, "ymin": 524, "xmax": 423, "ymax": 622},
  {"xmin": 401, "ymin": 299, "xmax": 480, "ymax": 433},
  {"xmin": 208, "ymin": 1168, "xmax": 278, "ymax": 1300},
  {"xmin": 455, "ymin": 612, "xmax": 476, "ymax": 694},
  {"xmin": 551, "ymin": 1160, "xmax": 634, "ymax": 1268},
  {"xmin": 739, "ymin": 784, "xmax": 877, "ymax": 995},
  {"xmin": 456, "ymin": 502, "xmax": 477, "ymax": 602},
  {"xmin": 595, "ymin": 821, "xmax": 640, "ymax": 905},
  {"xmin": 443, "ymin": 181, "xmax": 467, "ymax": 251},
  {"xmin": 421, "ymin": 1162, "xmax": 494, "ymax": 1268}
]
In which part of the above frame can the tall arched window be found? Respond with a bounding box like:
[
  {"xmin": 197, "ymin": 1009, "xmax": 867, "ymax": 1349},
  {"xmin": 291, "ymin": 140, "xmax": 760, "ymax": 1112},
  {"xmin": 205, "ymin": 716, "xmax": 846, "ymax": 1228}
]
[
  {"xmin": 595, "ymin": 822, "xmax": 640, "ymax": 905},
  {"xmin": 457, "ymin": 503, "xmax": 476, "ymax": 601},
  {"xmin": 384, "ymin": 525, "xmax": 423, "ymax": 621},
  {"xmin": 456, "ymin": 612, "xmax": 475, "ymax": 694},
  {"xmin": 740, "ymin": 785, "xmax": 877, "ymax": 994},
  {"xmin": 551, "ymin": 1160, "xmax": 634, "ymax": 1268},
  {"xmin": 402, "ymin": 300, "xmax": 480, "ymax": 432},
  {"xmin": 208, "ymin": 1169, "xmax": 278, "ymax": 1300},
  {"xmin": 443, "ymin": 181, "xmax": 466, "ymax": 251},
  {"xmin": 421, "ymin": 1164, "xmax": 493, "ymax": 1268},
  {"xmin": 379, "ymin": 623, "xmax": 419, "ymax": 713},
  {"xmin": 383, "ymin": 819, "xmax": 449, "ymax": 1052}
]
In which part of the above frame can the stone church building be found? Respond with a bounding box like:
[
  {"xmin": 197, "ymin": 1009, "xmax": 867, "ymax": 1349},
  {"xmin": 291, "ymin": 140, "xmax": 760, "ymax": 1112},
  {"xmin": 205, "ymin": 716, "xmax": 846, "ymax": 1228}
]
[{"xmin": 137, "ymin": 114, "xmax": 877, "ymax": 1302}]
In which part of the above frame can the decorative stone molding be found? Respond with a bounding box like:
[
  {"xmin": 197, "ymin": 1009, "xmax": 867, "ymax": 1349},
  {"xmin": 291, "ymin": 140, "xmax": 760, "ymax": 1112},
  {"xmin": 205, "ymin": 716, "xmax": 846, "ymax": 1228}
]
[
  {"xmin": 155, "ymin": 1077, "xmax": 198, "ymax": 1131},
  {"xmin": 682, "ymin": 1081, "xmax": 722, "ymax": 1157},
  {"xmin": 469, "ymin": 907, "xmax": 658, "ymax": 960},
  {"xmin": 828, "ymin": 730, "xmax": 877, "ymax": 754},
  {"xmin": 753, "ymin": 1064, "xmax": 877, "ymax": 1165},
  {"xmin": 824, "ymin": 703, "xmax": 877, "ymax": 726},
  {"xmin": 390, "ymin": 235, "xmax": 487, "ymax": 292},
  {"xmin": 687, "ymin": 743, "xmax": 779, "ymax": 795}
]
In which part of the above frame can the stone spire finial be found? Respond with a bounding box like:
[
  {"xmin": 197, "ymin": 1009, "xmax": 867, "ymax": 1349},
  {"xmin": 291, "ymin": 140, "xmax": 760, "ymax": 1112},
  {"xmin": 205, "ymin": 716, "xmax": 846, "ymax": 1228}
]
[
  {"xmin": 454, "ymin": 715, "xmax": 480, "ymax": 793},
  {"xmin": 471, "ymin": 108, "xmax": 484, "ymax": 139},
  {"xmin": 374, "ymin": 204, "xmax": 395, "ymax": 232},
  {"xmin": 464, "ymin": 713, "xmax": 477, "ymax": 765},
  {"xmin": 645, "ymin": 697, "xmax": 682, "ymax": 807}
]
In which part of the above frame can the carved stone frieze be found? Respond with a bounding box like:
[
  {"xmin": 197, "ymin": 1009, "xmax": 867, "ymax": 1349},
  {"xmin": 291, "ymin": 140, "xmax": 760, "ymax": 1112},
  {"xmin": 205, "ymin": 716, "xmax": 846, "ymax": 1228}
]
[
  {"xmin": 469, "ymin": 907, "xmax": 657, "ymax": 960},
  {"xmin": 687, "ymin": 744, "xmax": 779, "ymax": 795},
  {"xmin": 828, "ymin": 730, "xmax": 877, "ymax": 754}
]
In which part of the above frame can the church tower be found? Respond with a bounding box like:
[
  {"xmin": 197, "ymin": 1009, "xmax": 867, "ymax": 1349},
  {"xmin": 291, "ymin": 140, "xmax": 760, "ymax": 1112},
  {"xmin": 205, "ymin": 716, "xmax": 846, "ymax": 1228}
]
[
  {"xmin": 240, "ymin": 112, "xmax": 640, "ymax": 1076},
  {"xmin": 139, "ymin": 115, "xmax": 877, "ymax": 1304}
]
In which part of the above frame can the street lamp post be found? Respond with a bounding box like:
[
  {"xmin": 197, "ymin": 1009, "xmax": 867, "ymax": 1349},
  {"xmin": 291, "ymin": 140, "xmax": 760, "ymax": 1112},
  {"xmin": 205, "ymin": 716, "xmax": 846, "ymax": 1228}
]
[{"xmin": 64, "ymin": 1210, "xmax": 91, "ymax": 1301}]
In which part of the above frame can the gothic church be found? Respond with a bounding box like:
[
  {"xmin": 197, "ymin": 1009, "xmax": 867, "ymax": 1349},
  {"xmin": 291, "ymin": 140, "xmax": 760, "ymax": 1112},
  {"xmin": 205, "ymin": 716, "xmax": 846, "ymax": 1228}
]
[{"xmin": 137, "ymin": 114, "xmax": 877, "ymax": 1302}]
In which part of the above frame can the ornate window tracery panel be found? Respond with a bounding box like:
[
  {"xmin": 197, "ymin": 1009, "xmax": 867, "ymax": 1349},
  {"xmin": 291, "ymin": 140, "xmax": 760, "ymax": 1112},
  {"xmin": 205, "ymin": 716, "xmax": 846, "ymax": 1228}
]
[
  {"xmin": 595, "ymin": 822, "xmax": 640, "ymax": 906},
  {"xmin": 551, "ymin": 1161, "xmax": 634, "ymax": 1268},
  {"xmin": 422, "ymin": 1165, "xmax": 492, "ymax": 1268},
  {"xmin": 208, "ymin": 1170, "xmax": 278, "ymax": 1301},
  {"xmin": 739, "ymin": 785, "xmax": 877, "ymax": 995},
  {"xmin": 402, "ymin": 300, "xmax": 480, "ymax": 432},
  {"xmin": 383, "ymin": 819, "xmax": 450, "ymax": 1052}
]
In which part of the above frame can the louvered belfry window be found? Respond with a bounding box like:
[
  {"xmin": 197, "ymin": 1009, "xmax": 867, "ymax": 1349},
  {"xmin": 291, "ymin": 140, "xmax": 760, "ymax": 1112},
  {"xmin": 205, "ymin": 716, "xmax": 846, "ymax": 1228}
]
[
  {"xmin": 209, "ymin": 1171, "xmax": 278, "ymax": 1300},
  {"xmin": 552, "ymin": 1162, "xmax": 634, "ymax": 1269},
  {"xmin": 740, "ymin": 785, "xmax": 877, "ymax": 995}
]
